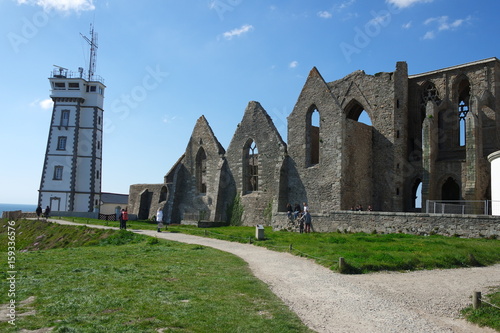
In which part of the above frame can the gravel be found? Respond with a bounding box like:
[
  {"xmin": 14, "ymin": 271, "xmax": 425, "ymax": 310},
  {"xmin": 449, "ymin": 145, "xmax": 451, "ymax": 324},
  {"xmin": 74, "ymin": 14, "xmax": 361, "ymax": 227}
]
[{"xmin": 52, "ymin": 220, "xmax": 500, "ymax": 332}]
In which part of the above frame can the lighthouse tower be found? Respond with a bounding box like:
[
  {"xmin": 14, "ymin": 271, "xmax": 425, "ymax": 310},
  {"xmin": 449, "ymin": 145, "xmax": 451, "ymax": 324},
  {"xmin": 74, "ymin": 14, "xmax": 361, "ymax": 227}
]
[{"xmin": 38, "ymin": 26, "xmax": 105, "ymax": 214}]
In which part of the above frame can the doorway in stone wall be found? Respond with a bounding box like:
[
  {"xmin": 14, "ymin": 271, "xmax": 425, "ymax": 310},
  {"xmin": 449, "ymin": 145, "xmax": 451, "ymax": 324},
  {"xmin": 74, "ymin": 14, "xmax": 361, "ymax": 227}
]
[{"xmin": 442, "ymin": 177, "xmax": 460, "ymax": 201}]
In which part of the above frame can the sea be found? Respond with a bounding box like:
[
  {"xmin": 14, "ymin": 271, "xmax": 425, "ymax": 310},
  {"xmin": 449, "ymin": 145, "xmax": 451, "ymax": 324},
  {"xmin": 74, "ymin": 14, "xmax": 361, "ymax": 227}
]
[{"xmin": 0, "ymin": 203, "xmax": 37, "ymax": 217}]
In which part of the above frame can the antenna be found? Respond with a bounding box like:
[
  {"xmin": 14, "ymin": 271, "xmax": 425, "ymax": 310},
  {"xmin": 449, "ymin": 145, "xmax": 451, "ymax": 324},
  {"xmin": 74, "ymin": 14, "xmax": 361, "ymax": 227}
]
[{"xmin": 80, "ymin": 24, "xmax": 98, "ymax": 81}]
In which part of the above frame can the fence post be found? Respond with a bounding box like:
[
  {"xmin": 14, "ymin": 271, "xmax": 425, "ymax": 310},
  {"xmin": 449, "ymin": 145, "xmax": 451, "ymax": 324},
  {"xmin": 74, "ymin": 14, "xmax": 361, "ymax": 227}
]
[
  {"xmin": 473, "ymin": 291, "xmax": 481, "ymax": 309},
  {"xmin": 339, "ymin": 257, "xmax": 345, "ymax": 271}
]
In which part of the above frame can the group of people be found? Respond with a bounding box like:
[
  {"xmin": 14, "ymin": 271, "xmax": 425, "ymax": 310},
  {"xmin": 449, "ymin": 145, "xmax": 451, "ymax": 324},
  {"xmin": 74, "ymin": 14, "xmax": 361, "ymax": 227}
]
[
  {"xmin": 350, "ymin": 204, "xmax": 373, "ymax": 211},
  {"xmin": 35, "ymin": 205, "xmax": 51, "ymax": 219},
  {"xmin": 286, "ymin": 202, "xmax": 312, "ymax": 233},
  {"xmin": 117, "ymin": 207, "xmax": 168, "ymax": 231}
]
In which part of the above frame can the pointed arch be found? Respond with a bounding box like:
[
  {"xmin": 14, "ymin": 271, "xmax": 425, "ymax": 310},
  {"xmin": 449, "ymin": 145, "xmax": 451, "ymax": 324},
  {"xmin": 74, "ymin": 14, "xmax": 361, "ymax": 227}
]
[
  {"xmin": 442, "ymin": 176, "xmax": 460, "ymax": 201},
  {"xmin": 420, "ymin": 81, "xmax": 441, "ymax": 123},
  {"xmin": 196, "ymin": 147, "xmax": 207, "ymax": 194},
  {"xmin": 306, "ymin": 105, "xmax": 320, "ymax": 166},
  {"xmin": 159, "ymin": 185, "xmax": 168, "ymax": 202},
  {"xmin": 411, "ymin": 178, "xmax": 422, "ymax": 210},
  {"xmin": 455, "ymin": 76, "xmax": 471, "ymax": 147},
  {"xmin": 345, "ymin": 99, "xmax": 371, "ymax": 124},
  {"xmin": 243, "ymin": 139, "xmax": 259, "ymax": 193}
]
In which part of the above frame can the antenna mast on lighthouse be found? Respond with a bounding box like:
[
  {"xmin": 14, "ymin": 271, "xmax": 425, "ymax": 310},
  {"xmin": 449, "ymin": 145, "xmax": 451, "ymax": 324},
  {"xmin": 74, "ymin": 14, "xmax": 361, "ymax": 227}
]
[{"xmin": 81, "ymin": 24, "xmax": 98, "ymax": 81}]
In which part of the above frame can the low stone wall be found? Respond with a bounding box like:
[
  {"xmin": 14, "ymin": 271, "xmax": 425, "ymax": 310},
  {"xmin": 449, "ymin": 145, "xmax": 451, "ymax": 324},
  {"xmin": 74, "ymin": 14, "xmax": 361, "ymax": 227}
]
[
  {"xmin": 197, "ymin": 221, "xmax": 229, "ymax": 228},
  {"xmin": 272, "ymin": 211, "xmax": 500, "ymax": 238}
]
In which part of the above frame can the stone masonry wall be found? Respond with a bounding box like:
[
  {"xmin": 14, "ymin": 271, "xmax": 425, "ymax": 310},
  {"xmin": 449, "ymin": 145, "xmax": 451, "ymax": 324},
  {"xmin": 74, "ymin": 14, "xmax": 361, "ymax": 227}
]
[
  {"xmin": 272, "ymin": 211, "xmax": 500, "ymax": 238},
  {"xmin": 225, "ymin": 101, "xmax": 287, "ymax": 226}
]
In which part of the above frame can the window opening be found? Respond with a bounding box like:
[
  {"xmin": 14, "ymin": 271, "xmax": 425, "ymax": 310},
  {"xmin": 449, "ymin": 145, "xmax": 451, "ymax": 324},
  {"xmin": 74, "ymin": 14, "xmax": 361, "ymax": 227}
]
[
  {"xmin": 412, "ymin": 180, "xmax": 422, "ymax": 209},
  {"xmin": 53, "ymin": 166, "xmax": 63, "ymax": 180},
  {"xmin": 420, "ymin": 82, "xmax": 441, "ymax": 123},
  {"xmin": 457, "ymin": 81, "xmax": 470, "ymax": 147},
  {"xmin": 309, "ymin": 109, "xmax": 320, "ymax": 165},
  {"xmin": 196, "ymin": 148, "xmax": 207, "ymax": 194},
  {"xmin": 53, "ymin": 82, "xmax": 65, "ymax": 90},
  {"xmin": 61, "ymin": 110, "xmax": 70, "ymax": 127},
  {"xmin": 245, "ymin": 140, "xmax": 259, "ymax": 192},
  {"xmin": 442, "ymin": 177, "xmax": 460, "ymax": 201},
  {"xmin": 57, "ymin": 136, "xmax": 67, "ymax": 150}
]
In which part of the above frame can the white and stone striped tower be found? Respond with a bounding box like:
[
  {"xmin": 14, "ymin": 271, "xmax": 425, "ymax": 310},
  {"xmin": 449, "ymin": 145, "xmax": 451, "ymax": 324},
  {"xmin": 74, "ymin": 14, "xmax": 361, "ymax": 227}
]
[{"xmin": 38, "ymin": 26, "xmax": 105, "ymax": 213}]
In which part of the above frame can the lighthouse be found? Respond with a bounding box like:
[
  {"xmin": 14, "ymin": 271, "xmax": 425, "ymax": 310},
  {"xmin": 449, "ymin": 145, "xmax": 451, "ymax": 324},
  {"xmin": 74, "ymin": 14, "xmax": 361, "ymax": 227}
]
[{"xmin": 38, "ymin": 25, "xmax": 105, "ymax": 214}]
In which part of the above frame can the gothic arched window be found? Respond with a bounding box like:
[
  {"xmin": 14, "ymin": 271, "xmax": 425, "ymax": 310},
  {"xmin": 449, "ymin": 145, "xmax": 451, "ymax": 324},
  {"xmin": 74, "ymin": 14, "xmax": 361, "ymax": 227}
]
[
  {"xmin": 243, "ymin": 140, "xmax": 259, "ymax": 193},
  {"xmin": 307, "ymin": 106, "xmax": 320, "ymax": 166},
  {"xmin": 196, "ymin": 147, "xmax": 207, "ymax": 194}
]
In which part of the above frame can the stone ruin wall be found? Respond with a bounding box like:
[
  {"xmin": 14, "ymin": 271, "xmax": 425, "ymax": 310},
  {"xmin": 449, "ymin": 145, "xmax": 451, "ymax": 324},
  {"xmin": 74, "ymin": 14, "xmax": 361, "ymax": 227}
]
[{"xmin": 273, "ymin": 211, "xmax": 500, "ymax": 239}]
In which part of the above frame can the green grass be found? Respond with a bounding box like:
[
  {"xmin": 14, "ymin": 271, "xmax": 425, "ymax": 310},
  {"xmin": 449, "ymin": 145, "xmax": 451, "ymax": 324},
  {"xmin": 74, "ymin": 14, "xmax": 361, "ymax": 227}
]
[
  {"xmin": 461, "ymin": 288, "xmax": 500, "ymax": 331},
  {"xmin": 0, "ymin": 220, "xmax": 312, "ymax": 332},
  {"xmin": 54, "ymin": 217, "xmax": 500, "ymax": 274},
  {"xmin": 165, "ymin": 225, "xmax": 500, "ymax": 274}
]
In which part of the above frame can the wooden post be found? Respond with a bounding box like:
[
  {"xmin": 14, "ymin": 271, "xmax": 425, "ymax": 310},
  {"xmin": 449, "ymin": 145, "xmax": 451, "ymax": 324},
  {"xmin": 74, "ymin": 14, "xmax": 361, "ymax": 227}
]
[
  {"xmin": 339, "ymin": 257, "xmax": 345, "ymax": 272},
  {"xmin": 473, "ymin": 291, "xmax": 481, "ymax": 309}
]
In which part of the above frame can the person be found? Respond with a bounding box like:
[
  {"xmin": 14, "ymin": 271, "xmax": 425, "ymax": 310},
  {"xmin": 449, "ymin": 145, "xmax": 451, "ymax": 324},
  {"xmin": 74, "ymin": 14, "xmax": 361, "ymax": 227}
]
[
  {"xmin": 367, "ymin": 205, "xmax": 373, "ymax": 211},
  {"xmin": 44, "ymin": 205, "xmax": 51, "ymax": 219},
  {"xmin": 156, "ymin": 208, "xmax": 164, "ymax": 232},
  {"xmin": 36, "ymin": 205, "xmax": 42, "ymax": 220},
  {"xmin": 303, "ymin": 210, "xmax": 312, "ymax": 233},
  {"xmin": 120, "ymin": 208, "xmax": 128, "ymax": 230},
  {"xmin": 298, "ymin": 215, "xmax": 304, "ymax": 233},
  {"xmin": 293, "ymin": 203, "xmax": 301, "ymax": 219},
  {"xmin": 286, "ymin": 203, "xmax": 293, "ymax": 219},
  {"xmin": 303, "ymin": 202, "xmax": 309, "ymax": 214}
]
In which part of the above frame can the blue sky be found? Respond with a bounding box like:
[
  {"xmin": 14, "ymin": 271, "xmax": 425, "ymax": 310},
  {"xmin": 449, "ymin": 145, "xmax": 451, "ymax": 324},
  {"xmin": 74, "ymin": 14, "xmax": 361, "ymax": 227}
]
[{"xmin": 1, "ymin": 0, "xmax": 499, "ymax": 204}]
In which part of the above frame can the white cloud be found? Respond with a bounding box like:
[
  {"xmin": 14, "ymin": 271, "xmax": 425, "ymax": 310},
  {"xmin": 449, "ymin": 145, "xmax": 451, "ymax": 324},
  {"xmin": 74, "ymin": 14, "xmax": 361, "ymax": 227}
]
[
  {"xmin": 289, "ymin": 61, "xmax": 298, "ymax": 69},
  {"xmin": 422, "ymin": 31, "xmax": 435, "ymax": 40},
  {"xmin": 335, "ymin": 0, "xmax": 356, "ymax": 11},
  {"xmin": 402, "ymin": 21, "xmax": 412, "ymax": 29},
  {"xmin": 422, "ymin": 15, "xmax": 472, "ymax": 39},
  {"xmin": 317, "ymin": 11, "xmax": 332, "ymax": 19},
  {"xmin": 386, "ymin": 0, "xmax": 433, "ymax": 9},
  {"xmin": 223, "ymin": 24, "xmax": 254, "ymax": 40},
  {"xmin": 369, "ymin": 13, "xmax": 391, "ymax": 25},
  {"xmin": 17, "ymin": 0, "xmax": 95, "ymax": 12},
  {"xmin": 162, "ymin": 115, "xmax": 177, "ymax": 124},
  {"xmin": 34, "ymin": 98, "xmax": 54, "ymax": 110}
]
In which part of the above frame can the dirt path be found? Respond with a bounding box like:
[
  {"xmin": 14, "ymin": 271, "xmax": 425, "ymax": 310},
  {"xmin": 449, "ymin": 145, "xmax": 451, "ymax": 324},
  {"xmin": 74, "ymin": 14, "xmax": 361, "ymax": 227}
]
[{"xmin": 49, "ymin": 220, "xmax": 499, "ymax": 332}]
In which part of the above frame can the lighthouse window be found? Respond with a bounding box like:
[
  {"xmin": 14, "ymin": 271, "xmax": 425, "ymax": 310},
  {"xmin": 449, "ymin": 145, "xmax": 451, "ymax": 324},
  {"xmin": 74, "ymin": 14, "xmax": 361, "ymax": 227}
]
[
  {"xmin": 57, "ymin": 136, "xmax": 67, "ymax": 150},
  {"xmin": 54, "ymin": 82, "xmax": 65, "ymax": 90},
  {"xmin": 68, "ymin": 82, "xmax": 80, "ymax": 90},
  {"xmin": 53, "ymin": 166, "xmax": 63, "ymax": 180},
  {"xmin": 61, "ymin": 110, "xmax": 70, "ymax": 127}
]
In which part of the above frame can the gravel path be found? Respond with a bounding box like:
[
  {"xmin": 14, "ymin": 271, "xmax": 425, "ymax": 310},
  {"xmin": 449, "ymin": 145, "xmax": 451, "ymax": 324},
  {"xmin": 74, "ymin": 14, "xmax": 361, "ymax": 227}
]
[{"xmin": 51, "ymin": 220, "xmax": 499, "ymax": 332}]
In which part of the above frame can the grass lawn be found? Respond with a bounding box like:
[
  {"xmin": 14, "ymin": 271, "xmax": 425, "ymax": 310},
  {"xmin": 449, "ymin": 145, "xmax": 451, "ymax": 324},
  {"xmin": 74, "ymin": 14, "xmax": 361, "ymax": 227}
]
[
  {"xmin": 55, "ymin": 216, "xmax": 500, "ymax": 273},
  {"xmin": 0, "ymin": 220, "xmax": 312, "ymax": 332}
]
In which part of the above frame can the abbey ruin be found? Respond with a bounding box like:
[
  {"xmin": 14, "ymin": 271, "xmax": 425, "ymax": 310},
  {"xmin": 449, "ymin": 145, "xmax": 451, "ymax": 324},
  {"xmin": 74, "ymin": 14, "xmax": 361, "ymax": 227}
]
[{"xmin": 128, "ymin": 58, "xmax": 500, "ymax": 236}]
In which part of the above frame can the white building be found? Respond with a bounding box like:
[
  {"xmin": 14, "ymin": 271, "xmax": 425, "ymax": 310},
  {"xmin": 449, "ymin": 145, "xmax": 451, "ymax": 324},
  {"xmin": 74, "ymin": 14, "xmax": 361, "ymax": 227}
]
[
  {"xmin": 38, "ymin": 65, "xmax": 105, "ymax": 213},
  {"xmin": 488, "ymin": 150, "xmax": 500, "ymax": 216}
]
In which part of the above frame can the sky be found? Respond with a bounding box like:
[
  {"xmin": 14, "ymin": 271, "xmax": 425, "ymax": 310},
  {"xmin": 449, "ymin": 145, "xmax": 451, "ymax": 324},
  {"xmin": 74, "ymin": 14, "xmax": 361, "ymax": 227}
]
[{"xmin": 1, "ymin": 0, "xmax": 499, "ymax": 205}]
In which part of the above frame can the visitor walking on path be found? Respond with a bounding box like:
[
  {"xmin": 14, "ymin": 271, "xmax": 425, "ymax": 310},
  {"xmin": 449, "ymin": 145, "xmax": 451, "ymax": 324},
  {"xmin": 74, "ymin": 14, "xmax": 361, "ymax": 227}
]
[
  {"xmin": 302, "ymin": 210, "xmax": 312, "ymax": 233},
  {"xmin": 120, "ymin": 209, "xmax": 128, "ymax": 230},
  {"xmin": 44, "ymin": 206, "xmax": 51, "ymax": 219},
  {"xmin": 156, "ymin": 208, "xmax": 164, "ymax": 232},
  {"xmin": 36, "ymin": 205, "xmax": 42, "ymax": 220}
]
